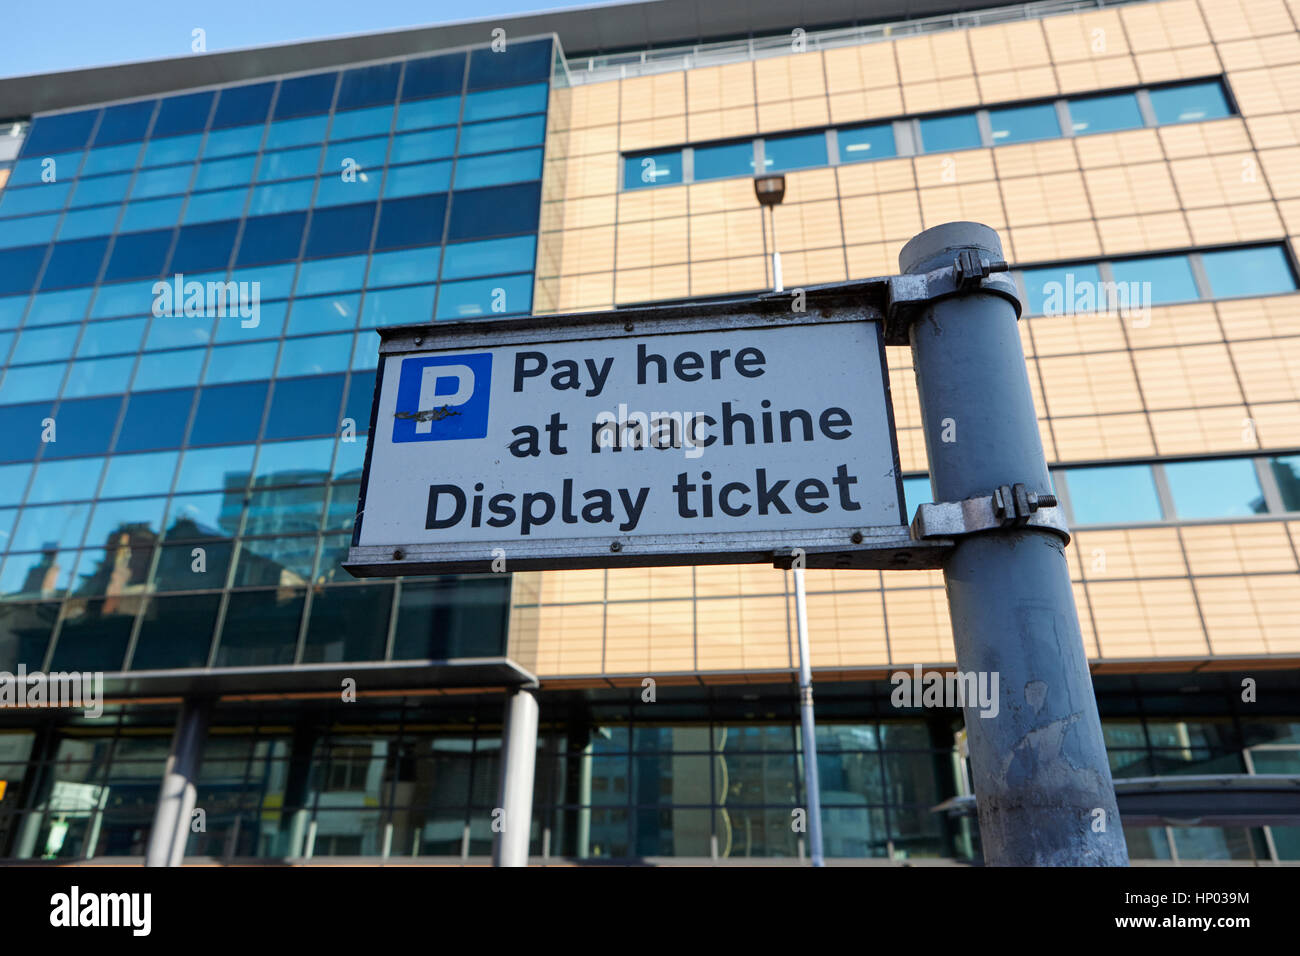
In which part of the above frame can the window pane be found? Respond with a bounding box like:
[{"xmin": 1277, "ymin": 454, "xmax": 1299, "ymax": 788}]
[
  {"xmin": 175, "ymin": 444, "xmax": 256, "ymax": 493},
  {"xmin": 1110, "ymin": 255, "xmax": 1199, "ymax": 305},
  {"xmin": 71, "ymin": 174, "xmax": 131, "ymax": 208},
  {"xmin": 189, "ymin": 382, "xmax": 268, "ymax": 445},
  {"xmin": 27, "ymin": 457, "xmax": 104, "ymax": 504},
  {"xmin": 141, "ymin": 133, "xmax": 203, "ymax": 168},
  {"xmin": 119, "ymin": 197, "xmax": 184, "ymax": 233},
  {"xmin": 152, "ymin": 91, "xmax": 213, "ymax": 138},
  {"xmin": 336, "ymin": 63, "xmax": 400, "ymax": 112},
  {"xmin": 314, "ymin": 173, "xmax": 381, "ymax": 207},
  {"xmin": 328, "ymin": 105, "xmax": 394, "ymax": 142},
  {"xmin": 81, "ymin": 142, "xmax": 143, "ymax": 177},
  {"xmin": 211, "ymin": 81, "xmax": 274, "ymax": 130},
  {"xmin": 1164, "ymin": 459, "xmax": 1266, "ymax": 518},
  {"xmin": 440, "ymin": 236, "xmax": 535, "ymax": 281},
  {"xmin": 359, "ymin": 283, "xmax": 434, "ymax": 328},
  {"xmin": 258, "ymin": 145, "xmax": 321, "ymax": 181},
  {"xmin": 1269, "ymin": 455, "xmax": 1300, "ymax": 511},
  {"xmin": 0, "ymin": 213, "xmax": 60, "ymax": 248},
  {"xmin": 901, "ymin": 476, "xmax": 929, "ymax": 513},
  {"xmin": 203, "ymin": 341, "xmax": 279, "ymax": 384},
  {"xmin": 49, "ymin": 598, "xmax": 135, "ymax": 672},
  {"xmin": 286, "ymin": 294, "xmax": 358, "ymax": 335},
  {"xmin": 274, "ymin": 73, "xmax": 337, "ymax": 120},
  {"xmin": 1200, "ymin": 246, "xmax": 1296, "ymax": 299},
  {"xmin": 277, "ymin": 333, "xmax": 353, "ymax": 377},
  {"xmin": 132, "ymin": 594, "xmax": 220, "ymax": 669},
  {"xmin": 236, "ymin": 211, "xmax": 306, "ymax": 266},
  {"xmin": 392, "ymin": 577, "xmax": 509, "ymax": 660},
  {"xmin": 402, "ymin": 52, "xmax": 466, "ymax": 101},
  {"xmin": 1065, "ymin": 465, "xmax": 1163, "ymax": 525},
  {"xmin": 114, "ymin": 387, "xmax": 194, "ymax": 452},
  {"xmin": 100, "ymin": 451, "xmax": 178, "ymax": 498},
  {"xmin": 459, "ymin": 115, "xmax": 545, "ymax": 155},
  {"xmin": 1019, "ymin": 264, "xmax": 1103, "ymax": 316},
  {"xmin": 215, "ymin": 589, "xmax": 305, "ymax": 666},
  {"xmin": 133, "ymin": 348, "xmax": 206, "ymax": 390},
  {"xmin": 692, "ymin": 142, "xmax": 754, "ymax": 181},
  {"xmin": 622, "ymin": 150, "xmax": 682, "ymax": 190},
  {"xmin": 247, "ymin": 180, "xmax": 316, "ymax": 219},
  {"xmin": 1068, "ymin": 92, "xmax": 1144, "ymax": 135},
  {"xmin": 185, "ymin": 186, "xmax": 251, "ymax": 224},
  {"xmin": 435, "ymin": 274, "xmax": 531, "ymax": 319},
  {"xmin": 919, "ymin": 113, "xmax": 981, "ymax": 152},
  {"xmin": 84, "ymin": 495, "xmax": 168, "ymax": 546},
  {"xmin": 452, "ymin": 148, "xmax": 542, "ymax": 189},
  {"xmin": 394, "ymin": 95, "xmax": 460, "ymax": 131},
  {"xmin": 12, "ymin": 324, "xmax": 82, "ymax": 365},
  {"xmin": 762, "ymin": 132, "xmax": 827, "ymax": 172},
  {"xmin": 93, "ymin": 101, "xmax": 155, "ymax": 146},
  {"xmin": 383, "ymin": 160, "xmax": 452, "ymax": 197},
  {"xmin": 201, "ymin": 124, "xmax": 266, "ymax": 158},
  {"xmin": 837, "ymin": 124, "xmax": 895, "ymax": 163},
  {"xmin": 301, "ymin": 584, "xmax": 393, "ymax": 662},
  {"xmin": 373, "ymin": 194, "xmax": 446, "ymax": 252},
  {"xmin": 1149, "ymin": 81, "xmax": 1231, "ymax": 125},
  {"xmin": 296, "ymin": 254, "xmax": 368, "ymax": 295},
  {"xmin": 78, "ymin": 316, "xmax": 147, "ymax": 357},
  {"xmin": 263, "ymin": 374, "xmax": 346, "ymax": 440},
  {"xmin": 264, "ymin": 115, "xmax": 329, "ymax": 151},
  {"xmin": 324, "ymin": 136, "xmax": 389, "ymax": 173},
  {"xmin": 193, "ymin": 154, "xmax": 258, "ymax": 191},
  {"xmin": 305, "ymin": 203, "xmax": 376, "ymax": 258},
  {"xmin": 10, "ymin": 502, "xmax": 91, "ymax": 552},
  {"xmin": 461, "ymin": 83, "xmax": 547, "ymax": 122},
  {"xmin": 988, "ymin": 103, "xmax": 1060, "ymax": 144},
  {"xmin": 445, "ymin": 182, "xmax": 538, "ymax": 241}
]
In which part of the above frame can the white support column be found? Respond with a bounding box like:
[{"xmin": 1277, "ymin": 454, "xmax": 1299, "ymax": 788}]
[
  {"xmin": 493, "ymin": 687, "xmax": 540, "ymax": 867},
  {"xmin": 144, "ymin": 698, "xmax": 211, "ymax": 867}
]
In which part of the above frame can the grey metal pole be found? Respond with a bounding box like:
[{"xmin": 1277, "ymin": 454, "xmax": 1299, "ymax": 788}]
[
  {"xmin": 767, "ymin": 201, "xmax": 825, "ymax": 866},
  {"xmin": 493, "ymin": 686, "xmax": 539, "ymax": 867},
  {"xmin": 144, "ymin": 698, "xmax": 211, "ymax": 867},
  {"xmin": 793, "ymin": 567, "xmax": 825, "ymax": 866},
  {"xmin": 899, "ymin": 222, "xmax": 1128, "ymax": 866}
]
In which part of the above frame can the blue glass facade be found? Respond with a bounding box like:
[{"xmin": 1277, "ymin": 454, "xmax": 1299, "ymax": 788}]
[{"xmin": 0, "ymin": 38, "xmax": 558, "ymax": 673}]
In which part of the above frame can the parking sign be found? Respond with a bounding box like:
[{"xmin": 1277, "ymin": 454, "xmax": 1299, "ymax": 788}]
[{"xmin": 346, "ymin": 301, "xmax": 937, "ymax": 575}]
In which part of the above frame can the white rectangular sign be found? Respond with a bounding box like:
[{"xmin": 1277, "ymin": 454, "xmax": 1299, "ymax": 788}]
[{"xmin": 347, "ymin": 312, "xmax": 916, "ymax": 574}]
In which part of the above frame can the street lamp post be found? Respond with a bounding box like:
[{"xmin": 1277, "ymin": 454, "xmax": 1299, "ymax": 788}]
[{"xmin": 755, "ymin": 173, "xmax": 825, "ymax": 867}]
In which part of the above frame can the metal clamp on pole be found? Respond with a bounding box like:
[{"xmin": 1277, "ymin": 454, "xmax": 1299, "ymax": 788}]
[
  {"xmin": 883, "ymin": 251, "xmax": 1019, "ymax": 344},
  {"xmin": 910, "ymin": 482, "xmax": 1070, "ymax": 545}
]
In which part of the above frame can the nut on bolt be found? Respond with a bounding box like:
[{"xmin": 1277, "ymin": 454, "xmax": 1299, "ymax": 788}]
[{"xmin": 610, "ymin": 541, "xmax": 622, "ymax": 552}]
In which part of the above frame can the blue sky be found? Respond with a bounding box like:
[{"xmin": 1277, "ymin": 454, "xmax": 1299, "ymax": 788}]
[{"xmin": 2, "ymin": 0, "xmax": 623, "ymax": 78}]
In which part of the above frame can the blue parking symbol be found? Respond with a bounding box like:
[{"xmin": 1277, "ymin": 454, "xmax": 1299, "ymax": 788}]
[{"xmin": 392, "ymin": 352, "xmax": 493, "ymax": 442}]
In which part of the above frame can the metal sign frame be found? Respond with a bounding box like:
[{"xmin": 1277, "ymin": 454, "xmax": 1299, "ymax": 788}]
[{"xmin": 345, "ymin": 292, "xmax": 948, "ymax": 577}]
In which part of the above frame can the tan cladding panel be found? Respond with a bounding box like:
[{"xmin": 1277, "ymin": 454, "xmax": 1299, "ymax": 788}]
[{"xmin": 1198, "ymin": 0, "xmax": 1298, "ymax": 43}]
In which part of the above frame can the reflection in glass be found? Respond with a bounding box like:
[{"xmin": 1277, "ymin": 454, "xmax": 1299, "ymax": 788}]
[
  {"xmin": 1165, "ymin": 458, "xmax": 1266, "ymax": 518},
  {"xmin": 919, "ymin": 113, "xmax": 981, "ymax": 152},
  {"xmin": 1065, "ymin": 464, "xmax": 1163, "ymax": 525}
]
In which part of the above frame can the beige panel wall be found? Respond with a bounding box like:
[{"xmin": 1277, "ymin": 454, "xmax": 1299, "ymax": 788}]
[{"xmin": 517, "ymin": 0, "xmax": 1300, "ymax": 679}]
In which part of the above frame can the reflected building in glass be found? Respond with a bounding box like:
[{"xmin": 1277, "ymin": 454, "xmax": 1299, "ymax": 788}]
[{"xmin": 1, "ymin": 0, "xmax": 1300, "ymax": 865}]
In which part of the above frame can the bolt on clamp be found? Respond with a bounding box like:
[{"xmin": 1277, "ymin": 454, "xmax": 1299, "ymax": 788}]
[{"xmin": 910, "ymin": 482, "xmax": 1070, "ymax": 545}]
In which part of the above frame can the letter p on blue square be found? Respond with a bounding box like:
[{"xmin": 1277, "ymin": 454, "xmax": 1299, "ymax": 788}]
[{"xmin": 393, "ymin": 352, "xmax": 492, "ymax": 442}]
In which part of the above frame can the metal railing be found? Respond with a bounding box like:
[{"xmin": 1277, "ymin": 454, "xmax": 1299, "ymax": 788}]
[{"xmin": 564, "ymin": 0, "xmax": 1141, "ymax": 84}]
